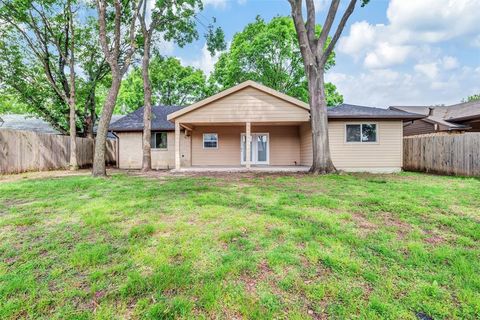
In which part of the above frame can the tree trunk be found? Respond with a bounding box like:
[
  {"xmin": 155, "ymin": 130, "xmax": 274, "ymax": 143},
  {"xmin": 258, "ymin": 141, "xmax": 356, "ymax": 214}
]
[
  {"xmin": 69, "ymin": 97, "xmax": 78, "ymax": 170},
  {"xmin": 85, "ymin": 87, "xmax": 96, "ymax": 139},
  {"xmin": 141, "ymin": 38, "xmax": 152, "ymax": 171},
  {"xmin": 92, "ymin": 69, "xmax": 121, "ymax": 177},
  {"xmin": 307, "ymin": 67, "xmax": 336, "ymax": 174},
  {"xmin": 68, "ymin": 0, "xmax": 78, "ymax": 171}
]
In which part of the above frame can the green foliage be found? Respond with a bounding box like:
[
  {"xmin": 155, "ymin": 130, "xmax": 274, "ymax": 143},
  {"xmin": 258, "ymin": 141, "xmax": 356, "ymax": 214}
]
[
  {"xmin": 0, "ymin": 90, "xmax": 28, "ymax": 114},
  {"xmin": 463, "ymin": 93, "xmax": 480, "ymax": 102},
  {"xmin": 0, "ymin": 2, "xmax": 110, "ymax": 134},
  {"xmin": 117, "ymin": 55, "xmax": 209, "ymax": 111},
  {"xmin": 211, "ymin": 16, "xmax": 343, "ymax": 106}
]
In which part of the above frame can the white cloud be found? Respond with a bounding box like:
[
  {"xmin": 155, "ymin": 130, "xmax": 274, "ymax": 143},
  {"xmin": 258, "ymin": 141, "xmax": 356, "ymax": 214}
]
[
  {"xmin": 441, "ymin": 56, "xmax": 459, "ymax": 70},
  {"xmin": 203, "ymin": 0, "xmax": 227, "ymax": 9},
  {"xmin": 364, "ymin": 43, "xmax": 412, "ymax": 69},
  {"xmin": 386, "ymin": 0, "xmax": 480, "ymax": 43},
  {"xmin": 414, "ymin": 63, "xmax": 438, "ymax": 79},
  {"xmin": 152, "ymin": 33, "xmax": 175, "ymax": 55},
  {"xmin": 338, "ymin": 21, "xmax": 377, "ymax": 58},
  {"xmin": 181, "ymin": 44, "xmax": 223, "ymax": 75},
  {"xmin": 326, "ymin": 65, "xmax": 480, "ymax": 107},
  {"xmin": 313, "ymin": 0, "xmax": 329, "ymax": 12},
  {"xmin": 338, "ymin": 0, "xmax": 480, "ymax": 69}
]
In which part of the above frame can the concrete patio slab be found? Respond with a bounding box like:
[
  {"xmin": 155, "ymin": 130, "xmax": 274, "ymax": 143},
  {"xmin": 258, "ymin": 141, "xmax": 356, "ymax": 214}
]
[{"xmin": 172, "ymin": 166, "xmax": 310, "ymax": 173}]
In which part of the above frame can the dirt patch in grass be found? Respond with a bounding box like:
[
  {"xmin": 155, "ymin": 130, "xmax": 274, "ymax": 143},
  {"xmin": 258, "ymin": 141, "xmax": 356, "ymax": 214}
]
[
  {"xmin": 349, "ymin": 213, "xmax": 379, "ymax": 236},
  {"xmin": 423, "ymin": 230, "xmax": 446, "ymax": 245},
  {"xmin": 378, "ymin": 212, "xmax": 413, "ymax": 239},
  {"xmin": 240, "ymin": 260, "xmax": 273, "ymax": 295}
]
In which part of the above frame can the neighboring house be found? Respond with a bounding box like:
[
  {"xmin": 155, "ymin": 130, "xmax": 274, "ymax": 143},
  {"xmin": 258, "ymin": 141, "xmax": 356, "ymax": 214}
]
[
  {"xmin": 390, "ymin": 100, "xmax": 480, "ymax": 136},
  {"xmin": 0, "ymin": 114, "xmax": 124, "ymax": 138},
  {"xmin": 0, "ymin": 114, "xmax": 60, "ymax": 134},
  {"xmin": 110, "ymin": 81, "xmax": 422, "ymax": 173}
]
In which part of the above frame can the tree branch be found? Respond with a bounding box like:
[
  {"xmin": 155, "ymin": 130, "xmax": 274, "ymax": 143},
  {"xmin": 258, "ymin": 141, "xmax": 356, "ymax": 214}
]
[
  {"xmin": 289, "ymin": 0, "xmax": 314, "ymax": 67},
  {"xmin": 305, "ymin": 0, "xmax": 317, "ymax": 50},
  {"xmin": 319, "ymin": 0, "xmax": 357, "ymax": 66},
  {"xmin": 316, "ymin": 0, "xmax": 340, "ymax": 53}
]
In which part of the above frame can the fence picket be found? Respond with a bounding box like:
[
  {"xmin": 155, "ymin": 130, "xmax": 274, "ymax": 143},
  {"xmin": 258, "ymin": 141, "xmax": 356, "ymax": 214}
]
[
  {"xmin": 403, "ymin": 133, "xmax": 480, "ymax": 177},
  {"xmin": 0, "ymin": 129, "xmax": 116, "ymax": 174}
]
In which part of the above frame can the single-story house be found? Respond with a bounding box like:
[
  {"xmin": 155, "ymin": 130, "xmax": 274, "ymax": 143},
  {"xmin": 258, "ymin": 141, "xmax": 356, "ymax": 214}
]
[
  {"xmin": 0, "ymin": 114, "xmax": 60, "ymax": 134},
  {"xmin": 109, "ymin": 81, "xmax": 422, "ymax": 172},
  {"xmin": 0, "ymin": 114, "xmax": 124, "ymax": 138},
  {"xmin": 390, "ymin": 100, "xmax": 480, "ymax": 136}
]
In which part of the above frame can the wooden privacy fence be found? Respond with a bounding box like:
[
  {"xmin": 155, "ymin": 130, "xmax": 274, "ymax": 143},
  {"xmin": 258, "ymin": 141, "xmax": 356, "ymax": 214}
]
[
  {"xmin": 0, "ymin": 129, "xmax": 116, "ymax": 174},
  {"xmin": 403, "ymin": 133, "xmax": 480, "ymax": 176}
]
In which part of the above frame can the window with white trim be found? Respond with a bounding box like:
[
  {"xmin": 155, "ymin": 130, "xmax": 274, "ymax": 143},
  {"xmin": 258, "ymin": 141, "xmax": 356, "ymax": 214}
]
[
  {"xmin": 150, "ymin": 132, "xmax": 168, "ymax": 149},
  {"xmin": 203, "ymin": 133, "xmax": 218, "ymax": 148},
  {"xmin": 346, "ymin": 124, "xmax": 377, "ymax": 143}
]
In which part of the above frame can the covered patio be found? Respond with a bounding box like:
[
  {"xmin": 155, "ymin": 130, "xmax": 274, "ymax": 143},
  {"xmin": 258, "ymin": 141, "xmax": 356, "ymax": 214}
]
[{"xmin": 167, "ymin": 81, "xmax": 312, "ymax": 170}]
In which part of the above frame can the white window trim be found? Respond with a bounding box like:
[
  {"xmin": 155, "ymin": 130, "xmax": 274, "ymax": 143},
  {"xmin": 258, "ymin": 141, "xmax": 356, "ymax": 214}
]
[
  {"xmin": 151, "ymin": 131, "xmax": 168, "ymax": 150},
  {"xmin": 344, "ymin": 123, "xmax": 379, "ymax": 144},
  {"xmin": 203, "ymin": 133, "xmax": 218, "ymax": 149}
]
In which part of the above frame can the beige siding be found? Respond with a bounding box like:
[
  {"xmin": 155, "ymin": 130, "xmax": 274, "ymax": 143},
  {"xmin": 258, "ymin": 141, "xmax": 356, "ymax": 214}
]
[
  {"xmin": 176, "ymin": 87, "xmax": 310, "ymax": 123},
  {"xmin": 267, "ymin": 126, "xmax": 300, "ymax": 166},
  {"xmin": 403, "ymin": 120, "xmax": 435, "ymax": 136},
  {"xmin": 300, "ymin": 120, "xmax": 403, "ymax": 171},
  {"xmin": 191, "ymin": 125, "xmax": 300, "ymax": 166},
  {"xmin": 300, "ymin": 123, "xmax": 313, "ymax": 166},
  {"xmin": 117, "ymin": 131, "xmax": 190, "ymax": 169}
]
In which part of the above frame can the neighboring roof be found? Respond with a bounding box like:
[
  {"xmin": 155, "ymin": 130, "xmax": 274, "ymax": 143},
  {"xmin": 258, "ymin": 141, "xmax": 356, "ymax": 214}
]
[
  {"xmin": 444, "ymin": 100, "xmax": 480, "ymax": 121},
  {"xmin": 328, "ymin": 104, "xmax": 424, "ymax": 120},
  {"xmin": 390, "ymin": 103, "xmax": 478, "ymax": 130},
  {"xmin": 167, "ymin": 80, "xmax": 309, "ymax": 121},
  {"xmin": 0, "ymin": 114, "xmax": 60, "ymax": 134},
  {"xmin": 109, "ymin": 105, "xmax": 185, "ymax": 132}
]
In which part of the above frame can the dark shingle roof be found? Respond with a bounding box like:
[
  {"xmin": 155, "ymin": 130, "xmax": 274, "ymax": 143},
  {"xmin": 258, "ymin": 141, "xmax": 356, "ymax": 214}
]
[
  {"xmin": 390, "ymin": 102, "xmax": 480, "ymax": 130},
  {"xmin": 328, "ymin": 104, "xmax": 424, "ymax": 120},
  {"xmin": 109, "ymin": 105, "xmax": 184, "ymax": 132}
]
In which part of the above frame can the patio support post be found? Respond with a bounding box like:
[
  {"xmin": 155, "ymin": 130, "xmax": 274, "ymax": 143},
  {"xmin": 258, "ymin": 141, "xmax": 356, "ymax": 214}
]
[
  {"xmin": 175, "ymin": 121, "xmax": 180, "ymax": 170},
  {"xmin": 246, "ymin": 121, "xmax": 251, "ymax": 169}
]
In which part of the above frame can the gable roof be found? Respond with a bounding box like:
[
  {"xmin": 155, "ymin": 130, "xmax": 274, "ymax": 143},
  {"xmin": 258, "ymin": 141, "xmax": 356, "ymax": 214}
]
[
  {"xmin": 390, "ymin": 101, "xmax": 479, "ymax": 130},
  {"xmin": 109, "ymin": 105, "xmax": 184, "ymax": 132},
  {"xmin": 328, "ymin": 104, "xmax": 424, "ymax": 120},
  {"xmin": 167, "ymin": 80, "xmax": 309, "ymax": 121},
  {"xmin": 444, "ymin": 100, "xmax": 480, "ymax": 121}
]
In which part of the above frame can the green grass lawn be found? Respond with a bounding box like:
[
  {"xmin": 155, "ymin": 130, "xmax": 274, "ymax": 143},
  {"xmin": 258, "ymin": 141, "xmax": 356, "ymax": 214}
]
[{"xmin": 0, "ymin": 172, "xmax": 479, "ymax": 319}]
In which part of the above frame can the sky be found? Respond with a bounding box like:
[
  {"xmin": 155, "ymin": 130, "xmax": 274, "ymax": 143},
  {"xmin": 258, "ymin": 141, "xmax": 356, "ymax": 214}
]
[{"xmin": 165, "ymin": 0, "xmax": 480, "ymax": 108}]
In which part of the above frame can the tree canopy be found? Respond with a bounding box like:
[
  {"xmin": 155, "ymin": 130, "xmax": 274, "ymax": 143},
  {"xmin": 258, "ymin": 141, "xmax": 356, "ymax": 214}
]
[
  {"xmin": 210, "ymin": 16, "xmax": 343, "ymax": 106},
  {"xmin": 0, "ymin": 1, "xmax": 109, "ymax": 135},
  {"xmin": 463, "ymin": 93, "xmax": 480, "ymax": 103},
  {"xmin": 117, "ymin": 55, "xmax": 209, "ymax": 112}
]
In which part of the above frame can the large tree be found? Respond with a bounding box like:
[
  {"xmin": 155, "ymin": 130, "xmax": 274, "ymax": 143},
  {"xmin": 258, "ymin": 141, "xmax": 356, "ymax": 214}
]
[
  {"xmin": 0, "ymin": 4, "xmax": 109, "ymax": 139},
  {"xmin": 137, "ymin": 0, "xmax": 225, "ymax": 171},
  {"xmin": 211, "ymin": 16, "xmax": 343, "ymax": 106},
  {"xmin": 117, "ymin": 55, "xmax": 209, "ymax": 112},
  {"xmin": 0, "ymin": 0, "xmax": 83, "ymax": 168},
  {"xmin": 92, "ymin": 0, "xmax": 142, "ymax": 177},
  {"xmin": 288, "ymin": 0, "xmax": 368, "ymax": 174}
]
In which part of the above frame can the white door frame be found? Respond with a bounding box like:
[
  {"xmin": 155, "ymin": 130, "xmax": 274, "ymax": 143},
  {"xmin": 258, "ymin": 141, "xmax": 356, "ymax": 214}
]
[{"xmin": 241, "ymin": 133, "xmax": 270, "ymax": 165}]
